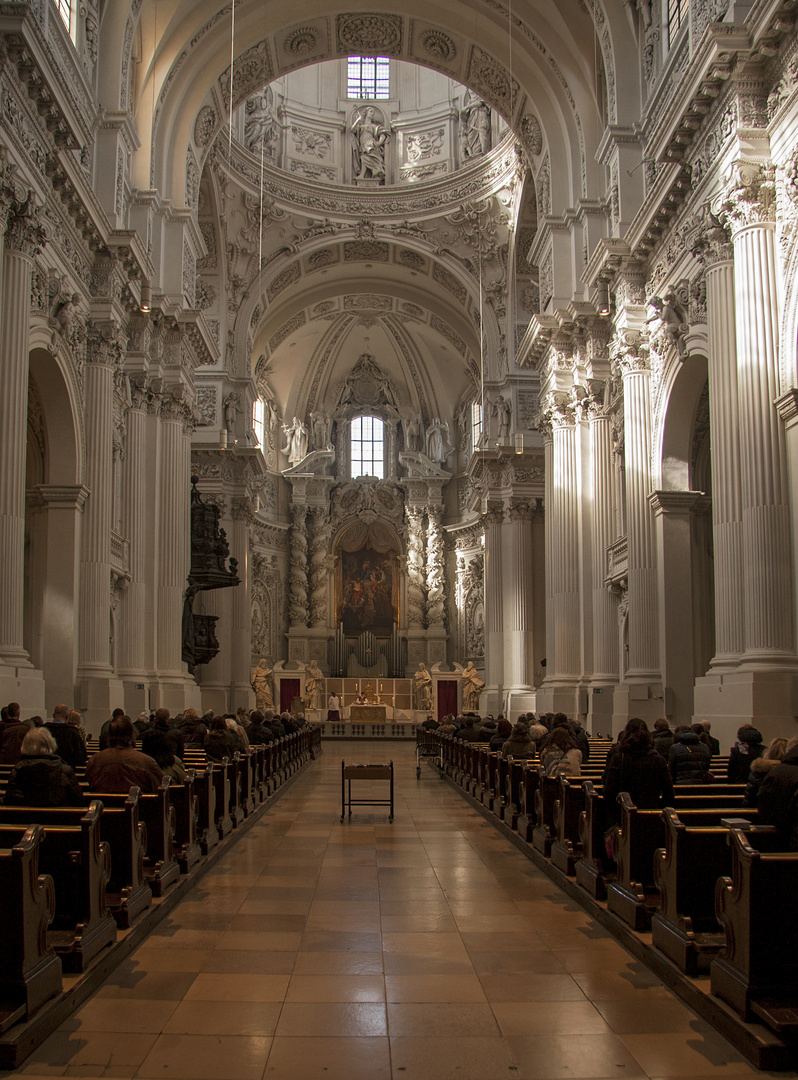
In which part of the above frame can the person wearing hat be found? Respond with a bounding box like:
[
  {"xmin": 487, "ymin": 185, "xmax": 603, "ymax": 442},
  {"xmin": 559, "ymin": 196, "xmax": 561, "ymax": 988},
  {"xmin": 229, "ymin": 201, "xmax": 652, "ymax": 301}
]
[{"xmin": 727, "ymin": 725, "xmax": 766, "ymax": 783}]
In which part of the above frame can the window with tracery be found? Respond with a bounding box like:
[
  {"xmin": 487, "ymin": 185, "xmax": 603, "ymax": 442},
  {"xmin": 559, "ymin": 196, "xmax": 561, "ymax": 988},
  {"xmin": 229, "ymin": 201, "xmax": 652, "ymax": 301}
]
[
  {"xmin": 667, "ymin": 0, "xmax": 689, "ymax": 46},
  {"xmin": 351, "ymin": 415, "xmax": 385, "ymax": 478}
]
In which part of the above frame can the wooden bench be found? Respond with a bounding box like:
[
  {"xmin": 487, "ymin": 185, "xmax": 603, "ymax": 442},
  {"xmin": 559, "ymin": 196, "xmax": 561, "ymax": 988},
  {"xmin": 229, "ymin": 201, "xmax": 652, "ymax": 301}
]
[
  {"xmin": 607, "ymin": 796, "xmax": 757, "ymax": 930},
  {"xmin": 551, "ymin": 776, "xmax": 589, "ymax": 875},
  {"xmin": 89, "ymin": 790, "xmax": 151, "ymax": 928},
  {"xmin": 81, "ymin": 780, "xmax": 179, "ymax": 897},
  {"xmin": 167, "ymin": 769, "xmax": 202, "ymax": 872},
  {"xmin": 0, "ymin": 824, "xmax": 62, "ymax": 1028},
  {"xmin": 0, "ymin": 804, "xmax": 117, "ymax": 971},
  {"xmin": 712, "ymin": 826, "xmax": 798, "ymax": 1032},
  {"xmin": 575, "ymin": 779, "xmax": 610, "ymax": 898},
  {"xmin": 651, "ymin": 810, "xmax": 755, "ymax": 974}
]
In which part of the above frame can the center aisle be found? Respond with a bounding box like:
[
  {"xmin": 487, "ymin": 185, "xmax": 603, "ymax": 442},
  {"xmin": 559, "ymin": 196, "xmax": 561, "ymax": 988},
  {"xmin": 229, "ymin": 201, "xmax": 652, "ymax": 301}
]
[{"xmin": 14, "ymin": 742, "xmax": 759, "ymax": 1080}]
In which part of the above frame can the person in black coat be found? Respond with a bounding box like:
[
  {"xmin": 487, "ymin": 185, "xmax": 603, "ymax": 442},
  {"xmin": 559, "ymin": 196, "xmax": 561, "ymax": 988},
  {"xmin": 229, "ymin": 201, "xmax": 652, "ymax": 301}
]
[
  {"xmin": 45, "ymin": 704, "xmax": 87, "ymax": 769},
  {"xmin": 756, "ymin": 738, "xmax": 798, "ymax": 848},
  {"xmin": 668, "ymin": 726, "xmax": 712, "ymax": 784},
  {"xmin": 727, "ymin": 725, "xmax": 766, "ymax": 783},
  {"xmin": 203, "ymin": 716, "xmax": 242, "ymax": 761},
  {"xmin": 652, "ymin": 718, "xmax": 674, "ymax": 759},
  {"xmin": 603, "ymin": 728, "xmax": 674, "ymax": 822},
  {"xmin": 3, "ymin": 728, "xmax": 84, "ymax": 807}
]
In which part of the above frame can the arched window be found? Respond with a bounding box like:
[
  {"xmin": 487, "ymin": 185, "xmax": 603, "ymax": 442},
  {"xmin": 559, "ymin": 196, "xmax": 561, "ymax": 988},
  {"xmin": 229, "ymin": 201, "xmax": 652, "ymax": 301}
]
[{"xmin": 351, "ymin": 416, "xmax": 384, "ymax": 478}]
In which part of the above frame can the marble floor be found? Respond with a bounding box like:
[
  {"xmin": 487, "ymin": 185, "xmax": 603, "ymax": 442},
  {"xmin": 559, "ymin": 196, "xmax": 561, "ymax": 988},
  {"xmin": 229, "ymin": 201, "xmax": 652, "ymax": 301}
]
[{"xmin": 4, "ymin": 742, "xmax": 779, "ymax": 1080}]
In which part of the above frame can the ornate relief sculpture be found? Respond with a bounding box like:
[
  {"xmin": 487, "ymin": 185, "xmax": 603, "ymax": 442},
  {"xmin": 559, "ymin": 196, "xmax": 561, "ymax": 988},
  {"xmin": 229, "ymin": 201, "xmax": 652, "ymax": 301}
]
[{"xmin": 244, "ymin": 88, "xmax": 277, "ymax": 155}]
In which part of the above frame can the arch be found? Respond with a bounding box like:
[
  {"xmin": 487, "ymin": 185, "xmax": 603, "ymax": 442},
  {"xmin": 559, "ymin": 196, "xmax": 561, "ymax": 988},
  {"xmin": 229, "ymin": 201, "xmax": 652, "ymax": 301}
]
[{"xmin": 655, "ymin": 349, "xmax": 709, "ymax": 492}]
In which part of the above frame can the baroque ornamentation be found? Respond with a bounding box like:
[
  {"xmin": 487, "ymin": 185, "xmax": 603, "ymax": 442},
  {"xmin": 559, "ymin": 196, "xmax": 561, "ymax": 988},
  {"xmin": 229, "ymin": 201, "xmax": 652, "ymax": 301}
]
[
  {"xmin": 336, "ymin": 13, "xmax": 403, "ymax": 54},
  {"xmin": 520, "ymin": 114, "xmax": 542, "ymax": 157},
  {"xmin": 719, "ymin": 161, "xmax": 776, "ymax": 232},
  {"xmin": 194, "ymin": 105, "xmax": 216, "ymax": 148}
]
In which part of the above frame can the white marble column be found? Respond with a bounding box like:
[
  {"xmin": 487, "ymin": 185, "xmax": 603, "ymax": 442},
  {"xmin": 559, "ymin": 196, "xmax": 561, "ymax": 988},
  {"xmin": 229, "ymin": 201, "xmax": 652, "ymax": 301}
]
[
  {"xmin": 425, "ymin": 506, "xmax": 445, "ymax": 628},
  {"xmin": 309, "ymin": 505, "xmax": 330, "ymax": 627},
  {"xmin": 587, "ymin": 393, "xmax": 619, "ymax": 693},
  {"xmin": 288, "ymin": 504, "xmax": 309, "ymax": 627},
  {"xmin": 502, "ymin": 499, "xmax": 534, "ymax": 692},
  {"xmin": 705, "ymin": 224, "xmax": 744, "ymax": 667},
  {"xmin": 549, "ymin": 398, "xmax": 581, "ymax": 683},
  {"xmin": 117, "ymin": 377, "xmax": 150, "ymax": 685},
  {"xmin": 615, "ymin": 334, "xmax": 659, "ymax": 679},
  {"xmin": 77, "ymin": 323, "xmax": 120, "ymax": 679},
  {"xmin": 483, "ymin": 504, "xmax": 505, "ymax": 699},
  {"xmin": 0, "ymin": 203, "xmax": 44, "ymax": 666},
  {"xmin": 156, "ymin": 390, "xmax": 192, "ymax": 678},
  {"xmin": 722, "ymin": 164, "xmax": 794, "ymax": 663},
  {"xmin": 405, "ymin": 507, "xmax": 426, "ymax": 630}
]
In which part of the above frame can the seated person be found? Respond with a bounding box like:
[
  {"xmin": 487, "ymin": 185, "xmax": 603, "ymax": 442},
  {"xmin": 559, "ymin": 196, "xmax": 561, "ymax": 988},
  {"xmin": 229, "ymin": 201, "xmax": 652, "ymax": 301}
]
[
  {"xmin": 85, "ymin": 715, "xmax": 163, "ymax": 793},
  {"xmin": 3, "ymin": 727, "xmax": 84, "ymax": 806},
  {"xmin": 204, "ymin": 715, "xmax": 244, "ymax": 761}
]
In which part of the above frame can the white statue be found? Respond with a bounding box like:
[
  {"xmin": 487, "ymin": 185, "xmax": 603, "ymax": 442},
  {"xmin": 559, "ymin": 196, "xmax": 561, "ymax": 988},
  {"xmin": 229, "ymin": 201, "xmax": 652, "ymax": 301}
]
[
  {"xmin": 426, "ymin": 417, "xmax": 450, "ymax": 464},
  {"xmin": 460, "ymin": 90, "xmax": 491, "ymax": 159},
  {"xmin": 493, "ymin": 395, "xmax": 511, "ymax": 440},
  {"xmin": 351, "ymin": 107, "xmax": 390, "ymax": 181},
  {"xmin": 460, "ymin": 661, "xmax": 486, "ymax": 711},
  {"xmin": 244, "ymin": 89, "xmax": 276, "ymax": 155},
  {"xmin": 281, "ymin": 416, "xmax": 309, "ymax": 464},
  {"xmin": 413, "ymin": 662, "xmax": 433, "ymax": 711}
]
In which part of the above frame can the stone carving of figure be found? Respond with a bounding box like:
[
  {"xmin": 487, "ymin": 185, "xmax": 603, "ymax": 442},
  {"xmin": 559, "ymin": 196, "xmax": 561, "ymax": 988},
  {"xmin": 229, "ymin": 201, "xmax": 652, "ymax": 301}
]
[
  {"xmin": 426, "ymin": 417, "xmax": 450, "ymax": 464},
  {"xmin": 244, "ymin": 88, "xmax": 276, "ymax": 155},
  {"xmin": 303, "ymin": 659, "xmax": 323, "ymax": 710},
  {"xmin": 413, "ymin": 662, "xmax": 433, "ymax": 711},
  {"xmin": 646, "ymin": 293, "xmax": 688, "ymax": 359},
  {"xmin": 224, "ymin": 392, "xmax": 241, "ymax": 434},
  {"xmin": 460, "ymin": 661, "xmax": 485, "ymax": 711},
  {"xmin": 310, "ymin": 410, "xmax": 332, "ymax": 450},
  {"xmin": 281, "ymin": 416, "xmax": 309, "ymax": 464},
  {"xmin": 460, "ymin": 90, "xmax": 491, "ymax": 159},
  {"xmin": 493, "ymin": 395, "xmax": 511, "ymax": 439},
  {"xmin": 351, "ymin": 107, "xmax": 390, "ymax": 181},
  {"xmin": 401, "ymin": 412, "xmax": 420, "ymax": 451},
  {"xmin": 250, "ymin": 659, "xmax": 274, "ymax": 711}
]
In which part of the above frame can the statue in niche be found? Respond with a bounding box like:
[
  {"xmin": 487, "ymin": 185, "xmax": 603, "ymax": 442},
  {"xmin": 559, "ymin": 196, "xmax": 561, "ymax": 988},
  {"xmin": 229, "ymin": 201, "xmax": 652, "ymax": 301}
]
[
  {"xmin": 310, "ymin": 410, "xmax": 332, "ymax": 450},
  {"xmin": 401, "ymin": 412, "xmax": 420, "ymax": 451},
  {"xmin": 426, "ymin": 417, "xmax": 451, "ymax": 464},
  {"xmin": 223, "ymin": 392, "xmax": 241, "ymax": 434},
  {"xmin": 460, "ymin": 661, "xmax": 485, "ymax": 711},
  {"xmin": 459, "ymin": 90, "xmax": 491, "ymax": 159},
  {"xmin": 281, "ymin": 416, "xmax": 309, "ymax": 464},
  {"xmin": 413, "ymin": 662, "xmax": 433, "ymax": 711},
  {"xmin": 351, "ymin": 107, "xmax": 390, "ymax": 182},
  {"xmin": 493, "ymin": 395, "xmax": 511, "ymax": 440},
  {"xmin": 244, "ymin": 88, "xmax": 276, "ymax": 155}
]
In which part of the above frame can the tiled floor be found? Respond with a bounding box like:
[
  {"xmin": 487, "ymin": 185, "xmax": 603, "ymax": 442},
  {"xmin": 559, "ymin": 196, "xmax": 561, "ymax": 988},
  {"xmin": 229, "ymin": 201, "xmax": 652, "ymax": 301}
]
[{"xmin": 4, "ymin": 742, "xmax": 773, "ymax": 1080}]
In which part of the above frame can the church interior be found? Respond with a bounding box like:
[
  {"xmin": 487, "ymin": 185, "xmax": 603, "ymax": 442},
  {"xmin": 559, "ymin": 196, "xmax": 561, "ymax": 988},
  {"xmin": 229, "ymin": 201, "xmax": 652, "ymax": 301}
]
[{"xmin": 2, "ymin": 0, "xmax": 798, "ymax": 1071}]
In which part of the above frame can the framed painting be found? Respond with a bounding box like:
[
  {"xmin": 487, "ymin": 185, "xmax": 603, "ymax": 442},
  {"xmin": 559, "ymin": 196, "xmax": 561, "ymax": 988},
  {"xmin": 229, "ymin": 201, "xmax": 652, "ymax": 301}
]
[{"xmin": 338, "ymin": 547, "xmax": 397, "ymax": 635}]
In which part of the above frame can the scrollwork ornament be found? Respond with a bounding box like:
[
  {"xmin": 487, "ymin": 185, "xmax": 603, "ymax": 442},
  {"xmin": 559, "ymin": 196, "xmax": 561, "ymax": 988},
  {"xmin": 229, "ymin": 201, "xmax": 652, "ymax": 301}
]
[
  {"xmin": 719, "ymin": 161, "xmax": 776, "ymax": 233},
  {"xmin": 691, "ymin": 202, "xmax": 733, "ymax": 267}
]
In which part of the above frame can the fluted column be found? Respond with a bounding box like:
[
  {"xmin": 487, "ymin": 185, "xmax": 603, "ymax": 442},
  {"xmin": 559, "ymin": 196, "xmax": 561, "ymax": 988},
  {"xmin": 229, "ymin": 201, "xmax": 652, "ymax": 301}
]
[
  {"xmin": 503, "ymin": 500, "xmax": 534, "ymax": 690},
  {"xmin": 229, "ymin": 499, "xmax": 253, "ymax": 699},
  {"xmin": 586, "ymin": 391, "xmax": 619, "ymax": 681},
  {"xmin": 156, "ymin": 390, "xmax": 193, "ymax": 674},
  {"xmin": 721, "ymin": 163, "xmax": 794, "ymax": 662},
  {"xmin": 77, "ymin": 323, "xmax": 122, "ymax": 676},
  {"xmin": 698, "ymin": 213, "xmax": 745, "ymax": 667},
  {"xmin": 614, "ymin": 333, "xmax": 659, "ymax": 678},
  {"xmin": 0, "ymin": 203, "xmax": 45, "ymax": 664},
  {"xmin": 117, "ymin": 376, "xmax": 151, "ymax": 679},
  {"xmin": 548, "ymin": 397, "xmax": 581, "ymax": 681},
  {"xmin": 483, "ymin": 504, "xmax": 504, "ymax": 694}
]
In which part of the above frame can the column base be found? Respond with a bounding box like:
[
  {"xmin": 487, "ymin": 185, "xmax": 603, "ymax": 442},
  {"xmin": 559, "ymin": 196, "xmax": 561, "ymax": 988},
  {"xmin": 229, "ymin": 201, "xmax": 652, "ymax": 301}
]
[
  {"xmin": 76, "ymin": 675, "xmax": 127, "ymax": 735},
  {"xmin": 502, "ymin": 689, "xmax": 537, "ymax": 721},
  {"xmin": 0, "ymin": 662, "xmax": 45, "ymax": 719},
  {"xmin": 534, "ymin": 681, "xmax": 580, "ymax": 719},
  {"xmin": 197, "ymin": 682, "xmax": 254, "ymax": 717},
  {"xmin": 611, "ymin": 680, "xmax": 666, "ymax": 737},
  {"xmin": 693, "ymin": 668, "xmax": 798, "ymax": 749},
  {"xmin": 586, "ymin": 683, "xmax": 617, "ymax": 738}
]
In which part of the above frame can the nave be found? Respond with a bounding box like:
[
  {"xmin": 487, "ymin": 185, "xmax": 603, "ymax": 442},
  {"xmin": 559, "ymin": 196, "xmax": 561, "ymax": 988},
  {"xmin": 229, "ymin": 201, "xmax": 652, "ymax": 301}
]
[{"xmin": 5, "ymin": 744, "xmax": 766, "ymax": 1080}]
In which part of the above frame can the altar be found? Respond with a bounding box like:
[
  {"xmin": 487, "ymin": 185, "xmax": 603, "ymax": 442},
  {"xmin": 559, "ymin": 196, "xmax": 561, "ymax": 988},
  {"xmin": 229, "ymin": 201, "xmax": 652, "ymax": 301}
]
[{"xmin": 349, "ymin": 704, "xmax": 387, "ymax": 723}]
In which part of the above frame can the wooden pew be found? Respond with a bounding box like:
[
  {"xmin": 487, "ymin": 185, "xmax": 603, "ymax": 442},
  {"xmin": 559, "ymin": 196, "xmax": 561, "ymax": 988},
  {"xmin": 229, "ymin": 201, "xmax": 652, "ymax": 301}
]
[
  {"xmin": 516, "ymin": 765, "xmax": 540, "ymax": 843},
  {"xmin": 91, "ymin": 790, "xmax": 151, "ymax": 928},
  {"xmin": 607, "ymin": 795, "xmax": 757, "ymax": 930},
  {"xmin": 0, "ymin": 804, "xmax": 117, "ymax": 971},
  {"xmin": 652, "ymin": 810, "xmax": 754, "ymax": 974},
  {"xmin": 81, "ymin": 781, "xmax": 179, "ymax": 897},
  {"xmin": 575, "ymin": 780, "xmax": 610, "ymax": 899},
  {"xmin": 192, "ymin": 762, "xmax": 219, "ymax": 856},
  {"xmin": 505, "ymin": 757, "xmax": 535, "ymax": 830},
  {"xmin": 167, "ymin": 769, "xmax": 201, "ymax": 873},
  {"xmin": 0, "ymin": 824, "xmax": 62, "ymax": 1027},
  {"xmin": 551, "ymin": 776, "xmax": 588, "ymax": 875},
  {"xmin": 712, "ymin": 826, "xmax": 798, "ymax": 1032}
]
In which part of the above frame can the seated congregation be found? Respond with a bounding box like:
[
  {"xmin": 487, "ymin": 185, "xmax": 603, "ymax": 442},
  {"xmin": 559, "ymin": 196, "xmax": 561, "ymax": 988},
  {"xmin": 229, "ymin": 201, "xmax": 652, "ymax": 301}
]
[
  {"xmin": 0, "ymin": 698, "xmax": 315, "ymax": 1067},
  {"xmin": 435, "ymin": 711, "xmax": 798, "ymax": 1068}
]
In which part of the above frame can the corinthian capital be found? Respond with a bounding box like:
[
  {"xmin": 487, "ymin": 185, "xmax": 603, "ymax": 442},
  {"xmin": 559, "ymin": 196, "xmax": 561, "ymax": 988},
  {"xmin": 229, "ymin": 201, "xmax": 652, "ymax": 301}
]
[
  {"xmin": 719, "ymin": 161, "xmax": 776, "ymax": 232},
  {"xmin": 86, "ymin": 320, "xmax": 126, "ymax": 368},
  {"xmin": 541, "ymin": 390, "xmax": 576, "ymax": 429},
  {"xmin": 610, "ymin": 329, "xmax": 649, "ymax": 376},
  {"xmin": 5, "ymin": 197, "xmax": 46, "ymax": 258},
  {"xmin": 691, "ymin": 203, "xmax": 733, "ymax": 267}
]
